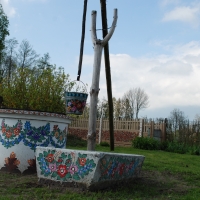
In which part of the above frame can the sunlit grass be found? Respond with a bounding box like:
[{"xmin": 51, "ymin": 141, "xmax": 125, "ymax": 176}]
[{"xmin": 0, "ymin": 144, "xmax": 199, "ymax": 199}]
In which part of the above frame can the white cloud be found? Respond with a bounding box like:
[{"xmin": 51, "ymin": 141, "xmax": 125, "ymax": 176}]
[
  {"xmin": 160, "ymin": 0, "xmax": 180, "ymax": 7},
  {"xmin": 162, "ymin": 4, "xmax": 200, "ymax": 27},
  {"xmin": 150, "ymin": 60, "xmax": 193, "ymax": 76},
  {"xmin": 80, "ymin": 41, "xmax": 200, "ymax": 112},
  {"xmin": 0, "ymin": 0, "xmax": 16, "ymax": 17}
]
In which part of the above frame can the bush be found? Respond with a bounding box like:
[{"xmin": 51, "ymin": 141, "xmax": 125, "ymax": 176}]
[
  {"xmin": 132, "ymin": 137, "xmax": 160, "ymax": 150},
  {"xmin": 99, "ymin": 141, "xmax": 110, "ymax": 147},
  {"xmin": 0, "ymin": 67, "xmax": 71, "ymax": 113},
  {"xmin": 67, "ymin": 134, "xmax": 87, "ymax": 147},
  {"xmin": 132, "ymin": 137, "xmax": 200, "ymax": 155},
  {"xmin": 160, "ymin": 141, "xmax": 169, "ymax": 151},
  {"xmin": 190, "ymin": 145, "xmax": 200, "ymax": 155},
  {"xmin": 165, "ymin": 141, "xmax": 189, "ymax": 154}
]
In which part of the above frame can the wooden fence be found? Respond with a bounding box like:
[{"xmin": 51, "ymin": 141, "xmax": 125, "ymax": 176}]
[{"xmin": 68, "ymin": 118, "xmax": 167, "ymax": 146}]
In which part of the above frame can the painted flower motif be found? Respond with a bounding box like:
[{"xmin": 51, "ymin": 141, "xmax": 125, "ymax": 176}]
[
  {"xmin": 67, "ymin": 107, "xmax": 71, "ymax": 111},
  {"xmin": 71, "ymin": 106, "xmax": 77, "ymax": 112},
  {"xmin": 54, "ymin": 131, "xmax": 59, "ymax": 138},
  {"xmin": 45, "ymin": 167, "xmax": 51, "ymax": 174},
  {"xmin": 24, "ymin": 121, "xmax": 31, "ymax": 130},
  {"xmin": 69, "ymin": 165, "xmax": 78, "ymax": 174},
  {"xmin": 32, "ymin": 132, "xmax": 40, "ymax": 140},
  {"xmin": 119, "ymin": 163, "xmax": 125, "ymax": 175},
  {"xmin": 53, "ymin": 125, "xmax": 58, "ymax": 131},
  {"xmin": 28, "ymin": 159, "xmax": 36, "ymax": 167},
  {"xmin": 65, "ymin": 159, "xmax": 71, "ymax": 164},
  {"xmin": 49, "ymin": 163, "xmax": 57, "ymax": 172},
  {"xmin": 58, "ymin": 158, "xmax": 63, "ymax": 163},
  {"xmin": 76, "ymin": 102, "xmax": 82, "ymax": 109},
  {"xmin": 45, "ymin": 123, "xmax": 50, "ymax": 131},
  {"xmin": 1, "ymin": 127, "xmax": 6, "ymax": 133},
  {"xmin": 78, "ymin": 157, "xmax": 86, "ymax": 166},
  {"xmin": 4, "ymin": 157, "xmax": 9, "ymax": 165},
  {"xmin": 1, "ymin": 119, "xmax": 5, "ymax": 127},
  {"xmin": 14, "ymin": 128, "xmax": 20, "ymax": 136},
  {"xmin": 10, "ymin": 152, "xmax": 16, "ymax": 158},
  {"xmin": 46, "ymin": 154, "xmax": 54, "ymax": 163},
  {"xmin": 6, "ymin": 131, "xmax": 12, "ymax": 138},
  {"xmin": 59, "ymin": 135, "xmax": 63, "ymax": 141},
  {"xmin": 17, "ymin": 120, "xmax": 22, "ymax": 130},
  {"xmin": 13, "ymin": 159, "xmax": 20, "ymax": 166},
  {"xmin": 57, "ymin": 165, "xmax": 68, "ymax": 178}
]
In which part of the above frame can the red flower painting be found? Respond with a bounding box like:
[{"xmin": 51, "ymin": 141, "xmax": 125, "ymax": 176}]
[{"xmin": 57, "ymin": 165, "xmax": 68, "ymax": 178}]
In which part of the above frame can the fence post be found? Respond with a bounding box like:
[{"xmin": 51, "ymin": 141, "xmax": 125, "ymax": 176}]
[
  {"xmin": 139, "ymin": 118, "xmax": 143, "ymax": 137},
  {"xmin": 164, "ymin": 118, "xmax": 168, "ymax": 141},
  {"xmin": 150, "ymin": 120, "xmax": 154, "ymax": 138}
]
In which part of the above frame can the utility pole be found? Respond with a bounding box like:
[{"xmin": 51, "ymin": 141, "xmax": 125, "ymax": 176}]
[
  {"xmin": 100, "ymin": 0, "xmax": 115, "ymax": 151},
  {"xmin": 87, "ymin": 9, "xmax": 118, "ymax": 151}
]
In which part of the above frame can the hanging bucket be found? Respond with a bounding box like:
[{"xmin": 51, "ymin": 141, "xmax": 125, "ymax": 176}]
[{"xmin": 64, "ymin": 81, "xmax": 88, "ymax": 115}]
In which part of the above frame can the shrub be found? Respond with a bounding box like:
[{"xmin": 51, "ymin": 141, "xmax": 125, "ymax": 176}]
[
  {"xmin": 132, "ymin": 137, "xmax": 160, "ymax": 150},
  {"xmin": 100, "ymin": 141, "xmax": 110, "ymax": 147},
  {"xmin": 190, "ymin": 145, "xmax": 200, "ymax": 155},
  {"xmin": 0, "ymin": 67, "xmax": 71, "ymax": 113},
  {"xmin": 67, "ymin": 134, "xmax": 87, "ymax": 147},
  {"xmin": 165, "ymin": 141, "xmax": 189, "ymax": 154}
]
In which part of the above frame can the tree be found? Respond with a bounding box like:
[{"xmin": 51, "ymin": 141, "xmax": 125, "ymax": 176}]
[
  {"xmin": 121, "ymin": 96, "xmax": 132, "ymax": 119},
  {"xmin": 0, "ymin": 4, "xmax": 9, "ymax": 60},
  {"xmin": 122, "ymin": 87, "xmax": 149, "ymax": 119},
  {"xmin": 37, "ymin": 53, "xmax": 51, "ymax": 69},
  {"xmin": 0, "ymin": 4, "xmax": 9, "ymax": 81},
  {"xmin": 113, "ymin": 97, "xmax": 123, "ymax": 119},
  {"xmin": 123, "ymin": 89, "xmax": 136, "ymax": 119},
  {"xmin": 17, "ymin": 40, "xmax": 39, "ymax": 69},
  {"xmin": 168, "ymin": 108, "xmax": 187, "ymax": 138},
  {"xmin": 0, "ymin": 65, "xmax": 70, "ymax": 113},
  {"xmin": 4, "ymin": 38, "xmax": 18, "ymax": 80},
  {"xmin": 135, "ymin": 88, "xmax": 149, "ymax": 119},
  {"xmin": 194, "ymin": 114, "xmax": 200, "ymax": 121}
]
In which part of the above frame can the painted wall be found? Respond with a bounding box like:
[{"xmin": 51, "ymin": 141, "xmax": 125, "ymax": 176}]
[
  {"xmin": 0, "ymin": 109, "xmax": 71, "ymax": 174},
  {"xmin": 36, "ymin": 147, "xmax": 145, "ymax": 190}
]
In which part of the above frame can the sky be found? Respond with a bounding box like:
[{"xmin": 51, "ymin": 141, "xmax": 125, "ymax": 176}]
[{"xmin": 1, "ymin": 0, "xmax": 200, "ymax": 120}]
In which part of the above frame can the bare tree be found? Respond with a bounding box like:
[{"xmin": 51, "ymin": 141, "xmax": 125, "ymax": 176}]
[
  {"xmin": 122, "ymin": 87, "xmax": 149, "ymax": 119},
  {"xmin": 123, "ymin": 89, "xmax": 136, "ymax": 119},
  {"xmin": 5, "ymin": 38, "xmax": 18, "ymax": 79},
  {"xmin": 121, "ymin": 96, "xmax": 132, "ymax": 119},
  {"xmin": 17, "ymin": 40, "xmax": 39, "ymax": 69},
  {"xmin": 168, "ymin": 108, "xmax": 187, "ymax": 138},
  {"xmin": 0, "ymin": 38, "xmax": 18, "ymax": 82},
  {"xmin": 135, "ymin": 88, "xmax": 149, "ymax": 119},
  {"xmin": 194, "ymin": 114, "xmax": 200, "ymax": 121},
  {"xmin": 113, "ymin": 97, "xmax": 123, "ymax": 119}
]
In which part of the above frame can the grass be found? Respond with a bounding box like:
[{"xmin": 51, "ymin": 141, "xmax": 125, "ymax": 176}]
[{"xmin": 0, "ymin": 141, "xmax": 200, "ymax": 199}]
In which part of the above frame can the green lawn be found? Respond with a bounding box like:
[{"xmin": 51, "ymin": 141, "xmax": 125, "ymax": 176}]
[{"xmin": 0, "ymin": 145, "xmax": 200, "ymax": 199}]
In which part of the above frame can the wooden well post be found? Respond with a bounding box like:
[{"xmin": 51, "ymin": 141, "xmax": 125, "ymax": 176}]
[{"xmin": 87, "ymin": 9, "xmax": 118, "ymax": 151}]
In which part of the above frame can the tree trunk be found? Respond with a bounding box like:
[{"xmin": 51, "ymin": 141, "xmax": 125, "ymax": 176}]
[
  {"xmin": 87, "ymin": 10, "xmax": 118, "ymax": 151},
  {"xmin": 87, "ymin": 44, "xmax": 103, "ymax": 151}
]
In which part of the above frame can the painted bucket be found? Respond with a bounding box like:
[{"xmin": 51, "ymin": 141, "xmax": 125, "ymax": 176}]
[{"xmin": 65, "ymin": 81, "xmax": 88, "ymax": 115}]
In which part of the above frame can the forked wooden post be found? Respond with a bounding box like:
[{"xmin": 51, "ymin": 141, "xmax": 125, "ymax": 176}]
[{"xmin": 87, "ymin": 9, "xmax": 118, "ymax": 151}]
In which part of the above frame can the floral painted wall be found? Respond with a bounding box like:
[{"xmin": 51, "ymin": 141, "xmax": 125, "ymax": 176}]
[
  {"xmin": 36, "ymin": 147, "xmax": 145, "ymax": 189},
  {"xmin": 0, "ymin": 110, "xmax": 71, "ymax": 174},
  {"xmin": 37, "ymin": 149, "xmax": 96, "ymax": 181}
]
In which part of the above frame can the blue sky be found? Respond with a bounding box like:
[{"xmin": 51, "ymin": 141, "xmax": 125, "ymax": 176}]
[{"xmin": 1, "ymin": 0, "xmax": 200, "ymax": 120}]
